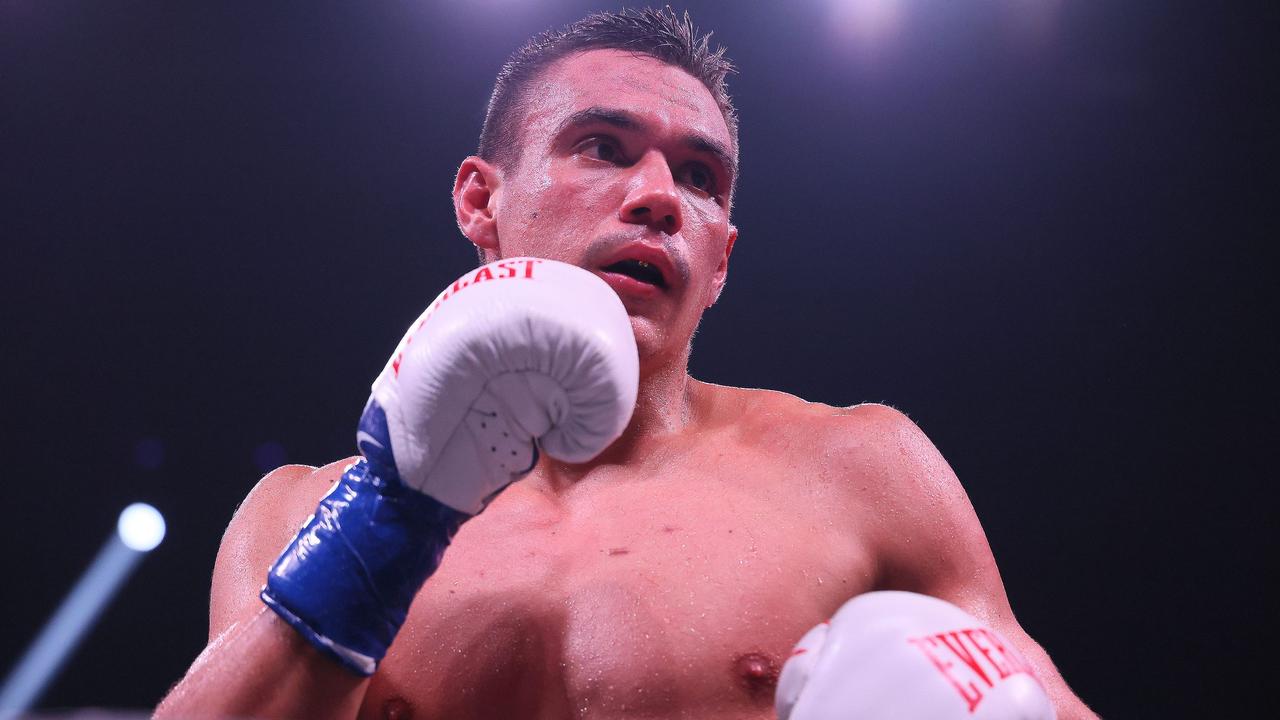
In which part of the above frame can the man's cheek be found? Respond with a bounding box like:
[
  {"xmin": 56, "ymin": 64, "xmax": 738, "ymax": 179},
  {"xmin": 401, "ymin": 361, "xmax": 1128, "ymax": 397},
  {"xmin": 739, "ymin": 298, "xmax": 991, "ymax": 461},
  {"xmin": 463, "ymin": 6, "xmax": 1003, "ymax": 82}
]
[{"xmin": 559, "ymin": 175, "xmax": 618, "ymax": 212}]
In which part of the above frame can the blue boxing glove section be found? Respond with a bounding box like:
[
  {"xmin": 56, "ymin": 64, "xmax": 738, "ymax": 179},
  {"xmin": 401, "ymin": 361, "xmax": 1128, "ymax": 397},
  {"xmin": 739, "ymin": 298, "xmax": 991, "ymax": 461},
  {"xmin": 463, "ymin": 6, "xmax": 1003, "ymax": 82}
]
[{"xmin": 260, "ymin": 400, "xmax": 469, "ymax": 676}]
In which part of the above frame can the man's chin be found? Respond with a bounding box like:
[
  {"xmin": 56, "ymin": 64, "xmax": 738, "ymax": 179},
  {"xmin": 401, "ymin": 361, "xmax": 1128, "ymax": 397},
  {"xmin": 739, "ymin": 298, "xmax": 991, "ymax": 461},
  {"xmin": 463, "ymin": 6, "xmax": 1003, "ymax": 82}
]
[{"xmin": 627, "ymin": 315, "xmax": 690, "ymax": 367}]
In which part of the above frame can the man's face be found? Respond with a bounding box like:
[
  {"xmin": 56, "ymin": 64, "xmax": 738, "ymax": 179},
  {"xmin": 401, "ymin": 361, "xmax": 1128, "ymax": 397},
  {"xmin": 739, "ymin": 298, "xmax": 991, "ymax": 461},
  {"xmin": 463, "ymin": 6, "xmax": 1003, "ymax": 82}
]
[{"xmin": 475, "ymin": 49, "xmax": 738, "ymax": 369}]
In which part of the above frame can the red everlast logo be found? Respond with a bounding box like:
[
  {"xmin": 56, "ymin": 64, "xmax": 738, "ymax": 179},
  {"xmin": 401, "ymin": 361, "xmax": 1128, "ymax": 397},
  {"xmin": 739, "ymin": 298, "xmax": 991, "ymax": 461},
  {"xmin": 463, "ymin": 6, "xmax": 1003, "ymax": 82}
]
[
  {"xmin": 392, "ymin": 259, "xmax": 544, "ymax": 377},
  {"xmin": 907, "ymin": 627, "xmax": 1040, "ymax": 713}
]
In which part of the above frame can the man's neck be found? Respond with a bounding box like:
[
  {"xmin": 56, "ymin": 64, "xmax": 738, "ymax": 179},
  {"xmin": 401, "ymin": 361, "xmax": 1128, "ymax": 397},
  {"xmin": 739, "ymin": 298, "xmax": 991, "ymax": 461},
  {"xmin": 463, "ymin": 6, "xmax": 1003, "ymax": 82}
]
[
  {"xmin": 634, "ymin": 354, "xmax": 697, "ymax": 431},
  {"xmin": 539, "ymin": 351, "xmax": 698, "ymax": 487}
]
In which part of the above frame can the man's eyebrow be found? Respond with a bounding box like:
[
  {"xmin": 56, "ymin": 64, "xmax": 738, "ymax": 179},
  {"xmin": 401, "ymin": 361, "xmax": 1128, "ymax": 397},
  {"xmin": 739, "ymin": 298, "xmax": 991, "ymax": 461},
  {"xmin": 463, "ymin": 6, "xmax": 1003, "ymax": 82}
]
[
  {"xmin": 555, "ymin": 105, "xmax": 737, "ymax": 184},
  {"xmin": 554, "ymin": 106, "xmax": 642, "ymax": 136}
]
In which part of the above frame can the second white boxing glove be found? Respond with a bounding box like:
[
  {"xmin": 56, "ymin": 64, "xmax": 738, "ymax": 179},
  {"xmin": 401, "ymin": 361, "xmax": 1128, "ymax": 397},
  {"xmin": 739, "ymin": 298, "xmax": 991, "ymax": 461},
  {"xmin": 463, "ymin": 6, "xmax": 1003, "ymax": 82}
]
[{"xmin": 777, "ymin": 591, "xmax": 1055, "ymax": 720}]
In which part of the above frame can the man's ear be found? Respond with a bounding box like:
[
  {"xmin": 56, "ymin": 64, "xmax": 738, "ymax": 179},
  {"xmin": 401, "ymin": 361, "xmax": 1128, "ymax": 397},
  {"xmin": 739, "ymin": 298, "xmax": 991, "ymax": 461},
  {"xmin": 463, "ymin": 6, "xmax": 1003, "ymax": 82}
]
[
  {"xmin": 707, "ymin": 224, "xmax": 738, "ymax": 308},
  {"xmin": 453, "ymin": 156, "xmax": 503, "ymax": 260}
]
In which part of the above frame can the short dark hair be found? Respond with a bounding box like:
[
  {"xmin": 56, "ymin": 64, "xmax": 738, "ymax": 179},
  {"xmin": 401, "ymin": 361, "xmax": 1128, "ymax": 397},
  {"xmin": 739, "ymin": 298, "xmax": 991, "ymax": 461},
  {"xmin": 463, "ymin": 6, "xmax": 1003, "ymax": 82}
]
[{"xmin": 478, "ymin": 7, "xmax": 738, "ymax": 186}]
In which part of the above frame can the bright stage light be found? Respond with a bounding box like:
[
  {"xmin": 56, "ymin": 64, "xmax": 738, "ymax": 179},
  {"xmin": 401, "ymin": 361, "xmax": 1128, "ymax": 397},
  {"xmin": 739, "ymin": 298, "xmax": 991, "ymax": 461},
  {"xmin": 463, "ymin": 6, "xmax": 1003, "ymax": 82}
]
[
  {"xmin": 1, "ymin": 503, "xmax": 167, "ymax": 718},
  {"xmin": 830, "ymin": 0, "xmax": 906, "ymax": 46},
  {"xmin": 117, "ymin": 502, "xmax": 167, "ymax": 552}
]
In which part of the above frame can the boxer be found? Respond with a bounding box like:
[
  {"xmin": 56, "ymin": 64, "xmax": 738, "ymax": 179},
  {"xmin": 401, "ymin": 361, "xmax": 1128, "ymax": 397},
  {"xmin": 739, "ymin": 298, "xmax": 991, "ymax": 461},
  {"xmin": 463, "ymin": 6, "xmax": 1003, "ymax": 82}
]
[{"xmin": 156, "ymin": 9, "xmax": 1096, "ymax": 719}]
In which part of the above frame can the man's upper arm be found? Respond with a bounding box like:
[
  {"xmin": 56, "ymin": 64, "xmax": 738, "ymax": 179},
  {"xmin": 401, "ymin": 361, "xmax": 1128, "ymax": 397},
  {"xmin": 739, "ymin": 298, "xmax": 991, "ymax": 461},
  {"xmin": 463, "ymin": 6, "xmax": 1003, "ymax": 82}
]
[
  {"xmin": 833, "ymin": 403, "xmax": 1096, "ymax": 719},
  {"xmin": 208, "ymin": 460, "xmax": 353, "ymax": 641},
  {"xmin": 839, "ymin": 404, "xmax": 1010, "ymax": 620}
]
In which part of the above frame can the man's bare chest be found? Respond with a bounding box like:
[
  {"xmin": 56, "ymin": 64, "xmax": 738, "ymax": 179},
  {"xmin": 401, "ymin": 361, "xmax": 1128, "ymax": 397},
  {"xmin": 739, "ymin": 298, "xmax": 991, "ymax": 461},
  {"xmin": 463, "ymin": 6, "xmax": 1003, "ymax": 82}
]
[{"xmin": 362, "ymin": 460, "xmax": 873, "ymax": 720}]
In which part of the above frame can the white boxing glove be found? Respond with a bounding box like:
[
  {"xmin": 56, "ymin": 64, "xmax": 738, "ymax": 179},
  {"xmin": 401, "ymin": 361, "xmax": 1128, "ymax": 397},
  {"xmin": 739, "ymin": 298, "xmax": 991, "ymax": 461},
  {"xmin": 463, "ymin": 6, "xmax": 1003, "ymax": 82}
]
[
  {"xmin": 263, "ymin": 257, "xmax": 639, "ymax": 675},
  {"xmin": 777, "ymin": 591, "xmax": 1055, "ymax": 720},
  {"xmin": 366, "ymin": 257, "xmax": 639, "ymax": 514}
]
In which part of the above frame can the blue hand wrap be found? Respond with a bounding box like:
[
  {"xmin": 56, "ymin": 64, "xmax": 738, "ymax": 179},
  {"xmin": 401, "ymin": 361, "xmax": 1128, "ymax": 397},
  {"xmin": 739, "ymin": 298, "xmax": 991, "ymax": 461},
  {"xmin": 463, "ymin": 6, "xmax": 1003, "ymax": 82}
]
[{"xmin": 260, "ymin": 400, "xmax": 469, "ymax": 675}]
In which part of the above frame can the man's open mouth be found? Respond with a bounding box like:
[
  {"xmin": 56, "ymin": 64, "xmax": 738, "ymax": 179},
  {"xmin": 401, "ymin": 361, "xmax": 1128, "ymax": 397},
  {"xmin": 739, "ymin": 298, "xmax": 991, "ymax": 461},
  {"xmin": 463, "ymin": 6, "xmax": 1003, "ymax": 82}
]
[{"xmin": 601, "ymin": 259, "xmax": 668, "ymax": 289}]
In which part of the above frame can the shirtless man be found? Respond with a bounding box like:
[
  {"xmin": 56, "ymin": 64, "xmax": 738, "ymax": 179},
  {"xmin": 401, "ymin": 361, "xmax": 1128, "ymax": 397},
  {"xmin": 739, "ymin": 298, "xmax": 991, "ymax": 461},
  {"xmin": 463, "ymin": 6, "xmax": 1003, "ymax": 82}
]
[{"xmin": 156, "ymin": 9, "xmax": 1095, "ymax": 719}]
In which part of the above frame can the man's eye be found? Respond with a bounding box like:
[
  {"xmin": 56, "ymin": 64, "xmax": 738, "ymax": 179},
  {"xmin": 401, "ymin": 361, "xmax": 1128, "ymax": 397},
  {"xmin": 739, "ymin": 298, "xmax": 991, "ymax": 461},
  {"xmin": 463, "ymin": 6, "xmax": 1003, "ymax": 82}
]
[
  {"xmin": 580, "ymin": 138, "xmax": 622, "ymax": 163},
  {"xmin": 680, "ymin": 163, "xmax": 716, "ymax": 193}
]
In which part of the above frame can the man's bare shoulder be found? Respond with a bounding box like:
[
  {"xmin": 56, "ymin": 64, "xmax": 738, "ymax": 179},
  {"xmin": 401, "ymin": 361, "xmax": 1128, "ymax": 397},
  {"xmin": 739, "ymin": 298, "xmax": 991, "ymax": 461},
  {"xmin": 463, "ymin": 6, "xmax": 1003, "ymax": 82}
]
[
  {"xmin": 209, "ymin": 457, "xmax": 358, "ymax": 639},
  {"xmin": 697, "ymin": 380, "xmax": 924, "ymax": 462},
  {"xmin": 225, "ymin": 458, "xmax": 357, "ymax": 542},
  {"xmin": 794, "ymin": 397, "xmax": 964, "ymax": 505},
  {"xmin": 699, "ymin": 381, "xmax": 961, "ymax": 506}
]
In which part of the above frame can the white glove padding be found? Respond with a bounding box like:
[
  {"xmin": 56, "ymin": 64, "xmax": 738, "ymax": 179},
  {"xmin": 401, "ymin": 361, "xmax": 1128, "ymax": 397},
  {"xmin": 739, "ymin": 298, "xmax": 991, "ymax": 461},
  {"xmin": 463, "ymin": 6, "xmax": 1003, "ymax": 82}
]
[
  {"xmin": 370, "ymin": 257, "xmax": 639, "ymax": 514},
  {"xmin": 777, "ymin": 591, "xmax": 1055, "ymax": 720}
]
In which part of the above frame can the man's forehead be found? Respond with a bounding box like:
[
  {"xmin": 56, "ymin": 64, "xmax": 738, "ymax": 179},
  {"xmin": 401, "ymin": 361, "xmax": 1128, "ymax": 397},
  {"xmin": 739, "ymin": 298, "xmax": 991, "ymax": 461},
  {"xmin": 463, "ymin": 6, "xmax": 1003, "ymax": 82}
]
[{"xmin": 523, "ymin": 49, "xmax": 732, "ymax": 150}]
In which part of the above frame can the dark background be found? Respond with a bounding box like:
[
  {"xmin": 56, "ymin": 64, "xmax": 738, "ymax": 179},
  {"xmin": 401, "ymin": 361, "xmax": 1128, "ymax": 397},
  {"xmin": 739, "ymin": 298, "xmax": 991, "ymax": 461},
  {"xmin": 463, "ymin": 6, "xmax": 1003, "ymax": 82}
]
[{"xmin": 1, "ymin": 0, "xmax": 1274, "ymax": 716}]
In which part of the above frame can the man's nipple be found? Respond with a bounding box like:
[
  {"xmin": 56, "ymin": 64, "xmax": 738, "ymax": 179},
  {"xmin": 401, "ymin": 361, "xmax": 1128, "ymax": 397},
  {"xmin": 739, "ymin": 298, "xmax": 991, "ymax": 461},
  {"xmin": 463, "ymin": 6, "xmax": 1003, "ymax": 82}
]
[
  {"xmin": 733, "ymin": 651, "xmax": 780, "ymax": 701},
  {"xmin": 382, "ymin": 696, "xmax": 414, "ymax": 720}
]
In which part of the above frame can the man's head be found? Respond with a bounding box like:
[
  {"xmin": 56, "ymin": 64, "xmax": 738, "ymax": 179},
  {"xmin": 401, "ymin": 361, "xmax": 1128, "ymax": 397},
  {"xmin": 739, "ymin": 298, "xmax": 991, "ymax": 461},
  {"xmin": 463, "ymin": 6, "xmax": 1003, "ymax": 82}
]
[
  {"xmin": 477, "ymin": 8, "xmax": 738, "ymax": 183},
  {"xmin": 452, "ymin": 8, "xmax": 740, "ymax": 372}
]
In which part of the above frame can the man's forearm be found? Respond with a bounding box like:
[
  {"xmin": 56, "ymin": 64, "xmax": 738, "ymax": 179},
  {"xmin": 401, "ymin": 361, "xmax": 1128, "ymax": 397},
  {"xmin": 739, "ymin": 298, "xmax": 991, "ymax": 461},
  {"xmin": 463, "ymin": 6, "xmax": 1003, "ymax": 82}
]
[{"xmin": 155, "ymin": 607, "xmax": 367, "ymax": 720}]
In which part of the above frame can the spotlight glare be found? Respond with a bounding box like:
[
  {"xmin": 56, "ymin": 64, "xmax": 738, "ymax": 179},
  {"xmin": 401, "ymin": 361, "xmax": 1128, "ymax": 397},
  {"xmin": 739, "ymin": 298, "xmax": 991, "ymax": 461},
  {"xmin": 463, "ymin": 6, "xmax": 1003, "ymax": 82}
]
[
  {"xmin": 117, "ymin": 503, "xmax": 166, "ymax": 552},
  {"xmin": 831, "ymin": 0, "xmax": 906, "ymax": 46}
]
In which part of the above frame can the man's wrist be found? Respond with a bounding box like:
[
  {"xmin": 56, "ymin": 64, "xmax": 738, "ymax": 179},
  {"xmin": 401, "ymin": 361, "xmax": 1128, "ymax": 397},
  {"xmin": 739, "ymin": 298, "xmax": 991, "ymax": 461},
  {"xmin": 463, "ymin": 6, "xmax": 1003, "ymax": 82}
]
[{"xmin": 260, "ymin": 458, "xmax": 468, "ymax": 675}]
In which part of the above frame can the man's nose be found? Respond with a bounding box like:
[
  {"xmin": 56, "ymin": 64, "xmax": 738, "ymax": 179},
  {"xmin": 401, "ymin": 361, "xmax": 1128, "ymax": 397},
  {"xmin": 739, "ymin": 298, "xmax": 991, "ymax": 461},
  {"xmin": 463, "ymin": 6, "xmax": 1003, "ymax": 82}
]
[{"xmin": 619, "ymin": 152, "xmax": 683, "ymax": 235}]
